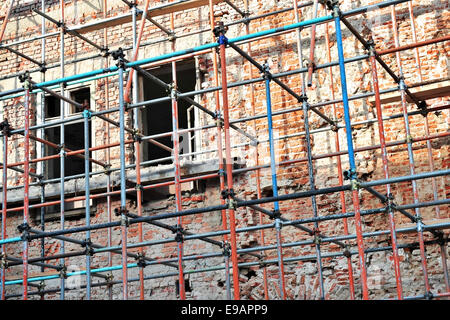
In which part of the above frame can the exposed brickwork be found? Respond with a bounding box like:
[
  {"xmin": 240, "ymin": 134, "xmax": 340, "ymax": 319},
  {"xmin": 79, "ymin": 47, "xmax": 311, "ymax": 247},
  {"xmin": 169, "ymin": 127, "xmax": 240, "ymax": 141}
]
[{"xmin": 0, "ymin": 0, "xmax": 448, "ymax": 300}]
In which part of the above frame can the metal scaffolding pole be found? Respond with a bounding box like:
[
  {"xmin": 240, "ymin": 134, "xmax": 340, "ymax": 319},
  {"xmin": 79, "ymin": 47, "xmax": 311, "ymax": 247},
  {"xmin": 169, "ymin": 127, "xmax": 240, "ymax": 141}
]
[
  {"xmin": 170, "ymin": 13, "xmax": 186, "ymax": 301},
  {"xmin": 131, "ymin": 2, "xmax": 145, "ymax": 301},
  {"xmin": 0, "ymin": 122, "xmax": 9, "ymax": 300},
  {"xmin": 115, "ymin": 49, "xmax": 129, "ymax": 300},
  {"xmin": 389, "ymin": 4, "xmax": 432, "ymax": 295},
  {"xmin": 368, "ymin": 44, "xmax": 404, "ymax": 299},
  {"xmin": 244, "ymin": 0, "xmax": 269, "ymax": 300},
  {"xmin": 331, "ymin": 2, "xmax": 369, "ymax": 299},
  {"xmin": 322, "ymin": 11, "xmax": 356, "ymax": 299},
  {"xmin": 19, "ymin": 72, "xmax": 32, "ymax": 300},
  {"xmin": 262, "ymin": 63, "xmax": 287, "ymax": 300},
  {"xmin": 215, "ymin": 23, "xmax": 241, "ymax": 300},
  {"xmin": 208, "ymin": 0, "xmax": 233, "ymax": 300},
  {"xmin": 0, "ymin": 0, "xmax": 448, "ymax": 301}
]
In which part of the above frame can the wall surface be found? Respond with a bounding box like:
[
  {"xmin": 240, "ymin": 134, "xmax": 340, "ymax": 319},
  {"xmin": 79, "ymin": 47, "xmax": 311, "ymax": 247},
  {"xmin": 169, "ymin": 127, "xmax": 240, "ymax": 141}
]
[{"xmin": 0, "ymin": 0, "xmax": 449, "ymax": 300}]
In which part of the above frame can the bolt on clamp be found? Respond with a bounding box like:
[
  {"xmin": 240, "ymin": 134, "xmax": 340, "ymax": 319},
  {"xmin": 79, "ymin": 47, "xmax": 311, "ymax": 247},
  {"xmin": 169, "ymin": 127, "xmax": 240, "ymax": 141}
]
[
  {"xmin": 136, "ymin": 253, "xmax": 147, "ymax": 268},
  {"xmin": 0, "ymin": 252, "xmax": 8, "ymax": 269},
  {"xmin": 17, "ymin": 222, "xmax": 31, "ymax": 242},
  {"xmin": 227, "ymin": 198, "xmax": 237, "ymax": 210},
  {"xmin": 222, "ymin": 241, "xmax": 231, "ymax": 257},
  {"xmin": 351, "ymin": 179, "xmax": 360, "ymax": 191},
  {"xmin": 81, "ymin": 239, "xmax": 94, "ymax": 256},
  {"xmin": 59, "ymin": 264, "xmax": 68, "ymax": 279}
]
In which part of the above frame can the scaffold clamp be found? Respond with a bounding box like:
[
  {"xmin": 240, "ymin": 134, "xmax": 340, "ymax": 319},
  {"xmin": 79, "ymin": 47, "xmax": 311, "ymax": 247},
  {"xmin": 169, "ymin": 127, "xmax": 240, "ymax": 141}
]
[
  {"xmin": 398, "ymin": 76, "xmax": 407, "ymax": 90},
  {"xmin": 213, "ymin": 22, "xmax": 228, "ymax": 40},
  {"xmin": 136, "ymin": 253, "xmax": 147, "ymax": 268},
  {"xmin": 0, "ymin": 252, "xmax": 8, "ymax": 269},
  {"xmin": 243, "ymin": 11, "xmax": 251, "ymax": 25},
  {"xmin": 17, "ymin": 222, "xmax": 31, "ymax": 242},
  {"xmin": 222, "ymin": 241, "xmax": 231, "ymax": 257},
  {"xmin": 351, "ymin": 179, "xmax": 360, "ymax": 191},
  {"xmin": 330, "ymin": 121, "xmax": 339, "ymax": 132},
  {"xmin": 174, "ymin": 225, "xmax": 184, "ymax": 243},
  {"xmin": 274, "ymin": 216, "xmax": 283, "ymax": 230},
  {"xmin": 343, "ymin": 168, "xmax": 356, "ymax": 181},
  {"xmin": 227, "ymin": 198, "xmax": 237, "ymax": 210},
  {"xmin": 81, "ymin": 238, "xmax": 94, "ymax": 256},
  {"xmin": 221, "ymin": 188, "xmax": 235, "ymax": 199},
  {"xmin": 262, "ymin": 62, "xmax": 272, "ymax": 81},
  {"xmin": 271, "ymin": 209, "xmax": 281, "ymax": 220},
  {"xmin": 58, "ymin": 264, "xmax": 68, "ymax": 279},
  {"xmin": 406, "ymin": 134, "xmax": 413, "ymax": 144},
  {"xmin": 121, "ymin": 213, "xmax": 130, "ymax": 227},
  {"xmin": 330, "ymin": 0, "xmax": 341, "ymax": 16},
  {"xmin": 168, "ymin": 32, "xmax": 177, "ymax": 42},
  {"xmin": 343, "ymin": 245, "xmax": 351, "ymax": 258},
  {"xmin": 133, "ymin": 129, "xmax": 142, "ymax": 142},
  {"xmin": 216, "ymin": 117, "xmax": 224, "ymax": 128},
  {"xmin": 418, "ymin": 101, "xmax": 428, "ymax": 117},
  {"xmin": 39, "ymin": 63, "xmax": 48, "ymax": 73},
  {"xmin": 111, "ymin": 48, "xmax": 126, "ymax": 68},
  {"xmin": 82, "ymin": 109, "xmax": 92, "ymax": 119},
  {"xmin": 18, "ymin": 71, "xmax": 32, "ymax": 89},
  {"xmin": 100, "ymin": 47, "xmax": 110, "ymax": 58},
  {"xmin": 385, "ymin": 193, "xmax": 396, "ymax": 211},
  {"xmin": 0, "ymin": 118, "xmax": 11, "ymax": 137},
  {"xmin": 313, "ymin": 228, "xmax": 322, "ymax": 245},
  {"xmin": 114, "ymin": 206, "xmax": 129, "ymax": 218},
  {"xmin": 38, "ymin": 280, "xmax": 46, "ymax": 292},
  {"xmin": 106, "ymin": 272, "xmax": 114, "ymax": 283}
]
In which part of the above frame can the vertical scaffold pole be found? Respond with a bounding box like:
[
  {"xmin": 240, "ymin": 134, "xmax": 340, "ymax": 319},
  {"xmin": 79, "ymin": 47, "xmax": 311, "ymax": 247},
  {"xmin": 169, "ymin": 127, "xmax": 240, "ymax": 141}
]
[
  {"xmin": 408, "ymin": 2, "xmax": 440, "ymax": 220},
  {"xmin": 131, "ymin": 2, "xmax": 145, "ymax": 301},
  {"xmin": 332, "ymin": 3, "xmax": 369, "ymax": 300},
  {"xmin": 117, "ymin": 49, "xmax": 129, "ymax": 300},
  {"xmin": 102, "ymin": 0, "xmax": 114, "ymax": 300},
  {"xmin": 302, "ymin": 98, "xmax": 326, "ymax": 300},
  {"xmin": 38, "ymin": 0, "xmax": 47, "ymax": 285},
  {"xmin": 323, "ymin": 10, "xmax": 356, "ymax": 299},
  {"xmin": 0, "ymin": 0, "xmax": 14, "ymax": 302},
  {"xmin": 262, "ymin": 64, "xmax": 287, "ymax": 300},
  {"xmin": 216, "ymin": 24, "xmax": 240, "ymax": 300},
  {"xmin": 244, "ymin": 0, "xmax": 269, "ymax": 300},
  {"xmin": 293, "ymin": 0, "xmax": 326, "ymax": 299},
  {"xmin": 21, "ymin": 73, "xmax": 32, "ymax": 300},
  {"xmin": 369, "ymin": 43, "xmax": 403, "ymax": 299},
  {"xmin": 58, "ymin": 0, "xmax": 67, "ymax": 297},
  {"xmin": 390, "ymin": 5, "xmax": 430, "ymax": 295},
  {"xmin": 83, "ymin": 103, "xmax": 92, "ymax": 300},
  {"xmin": 1, "ymin": 126, "xmax": 8, "ymax": 300},
  {"xmin": 170, "ymin": 13, "xmax": 186, "ymax": 300},
  {"xmin": 208, "ymin": 0, "xmax": 232, "ymax": 300}
]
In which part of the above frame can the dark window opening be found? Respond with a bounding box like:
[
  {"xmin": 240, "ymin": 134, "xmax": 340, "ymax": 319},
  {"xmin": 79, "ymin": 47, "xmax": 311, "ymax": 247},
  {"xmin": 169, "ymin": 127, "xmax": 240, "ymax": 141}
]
[
  {"xmin": 45, "ymin": 95, "xmax": 60, "ymax": 118},
  {"xmin": 140, "ymin": 60, "xmax": 197, "ymax": 164},
  {"xmin": 70, "ymin": 87, "xmax": 90, "ymax": 113},
  {"xmin": 175, "ymin": 279, "xmax": 192, "ymax": 296},
  {"xmin": 44, "ymin": 122, "xmax": 91, "ymax": 179}
]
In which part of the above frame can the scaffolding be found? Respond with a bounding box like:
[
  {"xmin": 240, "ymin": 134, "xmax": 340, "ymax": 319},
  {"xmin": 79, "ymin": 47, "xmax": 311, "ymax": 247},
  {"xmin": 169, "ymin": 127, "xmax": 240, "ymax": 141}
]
[{"xmin": 0, "ymin": 0, "xmax": 449, "ymax": 300}]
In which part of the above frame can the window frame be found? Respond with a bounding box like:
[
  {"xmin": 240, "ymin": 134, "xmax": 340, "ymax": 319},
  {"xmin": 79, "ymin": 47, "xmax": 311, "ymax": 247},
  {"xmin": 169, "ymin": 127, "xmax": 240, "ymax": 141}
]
[
  {"xmin": 35, "ymin": 82, "xmax": 97, "ymax": 220},
  {"xmin": 137, "ymin": 57, "xmax": 202, "ymax": 164}
]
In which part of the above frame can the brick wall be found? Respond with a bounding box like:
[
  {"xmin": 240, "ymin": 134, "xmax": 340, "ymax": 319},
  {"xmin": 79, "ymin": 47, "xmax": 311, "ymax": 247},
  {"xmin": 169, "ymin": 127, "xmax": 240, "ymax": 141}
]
[{"xmin": 0, "ymin": 0, "xmax": 448, "ymax": 299}]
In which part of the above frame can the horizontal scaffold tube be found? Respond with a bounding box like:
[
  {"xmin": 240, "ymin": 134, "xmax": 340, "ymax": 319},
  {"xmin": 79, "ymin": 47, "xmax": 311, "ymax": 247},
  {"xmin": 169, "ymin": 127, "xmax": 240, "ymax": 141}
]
[
  {"xmin": 4, "ymin": 222, "xmax": 448, "ymax": 288},
  {"xmin": 0, "ymin": 169, "xmax": 448, "ymax": 246},
  {"xmin": 0, "ymin": 0, "xmax": 410, "ymax": 101}
]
